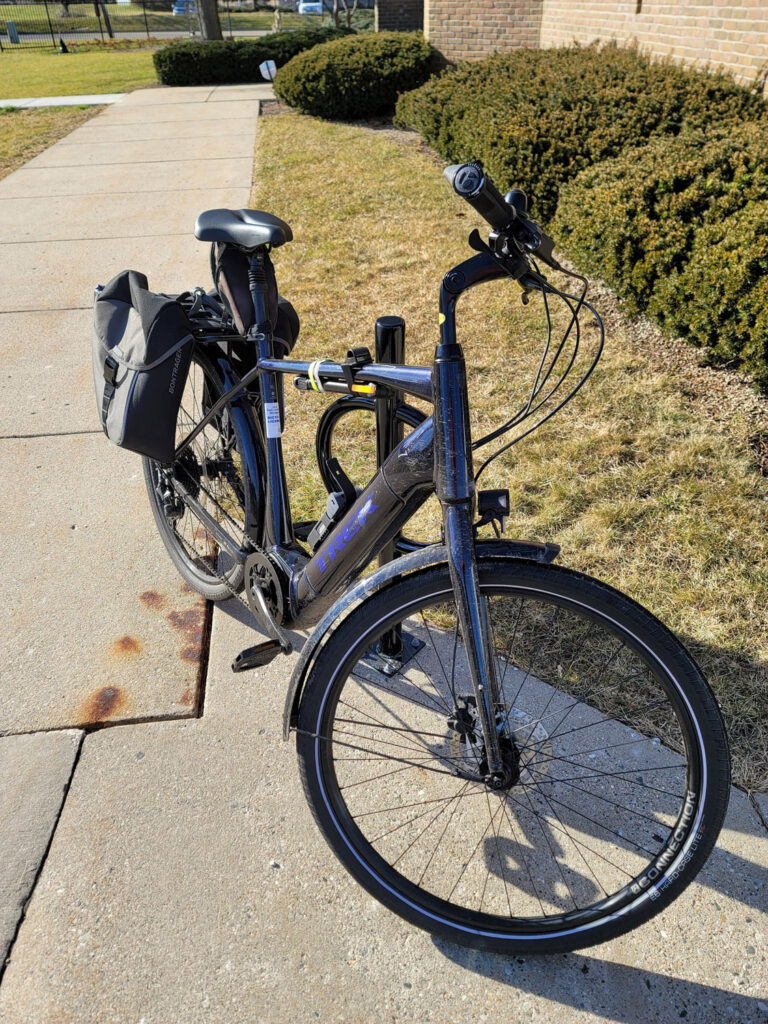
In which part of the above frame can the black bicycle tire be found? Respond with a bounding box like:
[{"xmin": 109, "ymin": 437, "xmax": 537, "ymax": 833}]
[
  {"xmin": 296, "ymin": 559, "xmax": 730, "ymax": 953},
  {"xmin": 143, "ymin": 346, "xmax": 257, "ymax": 601}
]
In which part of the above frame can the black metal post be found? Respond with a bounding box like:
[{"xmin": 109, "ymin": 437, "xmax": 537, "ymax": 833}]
[
  {"xmin": 99, "ymin": 2, "xmax": 114, "ymax": 39},
  {"xmin": 44, "ymin": 1, "xmax": 57, "ymax": 49},
  {"xmin": 375, "ymin": 315, "xmax": 405, "ymax": 658},
  {"xmin": 142, "ymin": 0, "xmax": 150, "ymax": 39}
]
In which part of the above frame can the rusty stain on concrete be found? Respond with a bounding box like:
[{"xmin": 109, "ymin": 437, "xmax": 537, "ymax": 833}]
[
  {"xmin": 139, "ymin": 589, "xmax": 167, "ymax": 611},
  {"xmin": 111, "ymin": 635, "xmax": 142, "ymax": 657},
  {"xmin": 167, "ymin": 604, "xmax": 206, "ymax": 664},
  {"xmin": 82, "ymin": 686, "xmax": 125, "ymax": 722},
  {"xmin": 179, "ymin": 687, "xmax": 195, "ymax": 706},
  {"xmin": 167, "ymin": 609, "xmax": 205, "ymax": 644}
]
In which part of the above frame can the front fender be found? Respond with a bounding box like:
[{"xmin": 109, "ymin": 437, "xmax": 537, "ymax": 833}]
[{"xmin": 282, "ymin": 538, "xmax": 559, "ymax": 740}]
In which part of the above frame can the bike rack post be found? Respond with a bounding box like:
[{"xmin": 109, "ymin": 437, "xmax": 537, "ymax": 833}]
[{"xmin": 375, "ymin": 316, "xmax": 405, "ymax": 659}]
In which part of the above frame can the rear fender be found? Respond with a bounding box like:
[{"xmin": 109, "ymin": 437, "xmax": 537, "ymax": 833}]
[{"xmin": 282, "ymin": 538, "xmax": 559, "ymax": 740}]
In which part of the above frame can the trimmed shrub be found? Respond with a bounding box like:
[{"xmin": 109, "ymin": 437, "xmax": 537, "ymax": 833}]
[
  {"xmin": 153, "ymin": 26, "xmax": 352, "ymax": 87},
  {"xmin": 394, "ymin": 43, "xmax": 766, "ymax": 221},
  {"xmin": 553, "ymin": 123, "xmax": 768, "ymax": 384},
  {"xmin": 273, "ymin": 31, "xmax": 437, "ymax": 120}
]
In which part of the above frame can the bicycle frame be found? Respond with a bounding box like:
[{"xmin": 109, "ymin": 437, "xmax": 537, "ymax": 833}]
[{"xmin": 171, "ymin": 248, "xmax": 517, "ymax": 778}]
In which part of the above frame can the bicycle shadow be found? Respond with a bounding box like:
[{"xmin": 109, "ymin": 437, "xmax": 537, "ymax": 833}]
[
  {"xmin": 477, "ymin": 780, "xmax": 768, "ymax": 921},
  {"xmin": 432, "ymin": 935, "xmax": 768, "ymax": 1023}
]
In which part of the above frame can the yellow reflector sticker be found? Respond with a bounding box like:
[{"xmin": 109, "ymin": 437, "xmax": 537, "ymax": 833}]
[{"xmin": 438, "ymin": 313, "xmax": 446, "ymax": 325}]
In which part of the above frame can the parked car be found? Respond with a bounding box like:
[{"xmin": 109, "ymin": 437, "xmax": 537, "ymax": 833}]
[
  {"xmin": 172, "ymin": 0, "xmax": 196, "ymax": 14},
  {"xmin": 297, "ymin": 1, "xmax": 323, "ymax": 14}
]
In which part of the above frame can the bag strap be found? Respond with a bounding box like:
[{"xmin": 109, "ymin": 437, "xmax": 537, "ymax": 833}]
[{"xmin": 101, "ymin": 355, "xmax": 119, "ymax": 427}]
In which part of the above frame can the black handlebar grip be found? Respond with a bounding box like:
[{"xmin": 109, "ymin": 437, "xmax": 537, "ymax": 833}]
[{"xmin": 444, "ymin": 163, "xmax": 515, "ymax": 232}]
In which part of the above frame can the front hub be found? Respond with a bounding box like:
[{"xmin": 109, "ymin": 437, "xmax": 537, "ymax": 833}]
[
  {"xmin": 449, "ymin": 695, "xmax": 522, "ymax": 791},
  {"xmin": 479, "ymin": 733, "xmax": 521, "ymax": 792}
]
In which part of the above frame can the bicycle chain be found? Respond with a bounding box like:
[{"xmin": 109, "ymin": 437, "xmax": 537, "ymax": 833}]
[{"xmin": 166, "ymin": 466, "xmax": 259, "ymax": 624}]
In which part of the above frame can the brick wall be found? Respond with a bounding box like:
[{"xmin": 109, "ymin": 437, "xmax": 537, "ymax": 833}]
[
  {"xmin": 375, "ymin": 0, "xmax": 424, "ymax": 31},
  {"xmin": 538, "ymin": 1, "xmax": 768, "ymax": 89},
  {"xmin": 424, "ymin": 0, "xmax": 543, "ymax": 61},
  {"xmin": 420, "ymin": 1, "xmax": 767, "ymax": 91}
]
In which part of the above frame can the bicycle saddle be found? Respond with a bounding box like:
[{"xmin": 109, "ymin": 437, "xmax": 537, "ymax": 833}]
[{"xmin": 194, "ymin": 209, "xmax": 293, "ymax": 249}]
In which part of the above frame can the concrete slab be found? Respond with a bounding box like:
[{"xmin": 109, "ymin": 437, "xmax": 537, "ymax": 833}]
[
  {"xmin": 0, "ymin": 187, "xmax": 251, "ymax": 244},
  {"xmin": 28, "ymin": 134, "xmax": 256, "ymax": 169},
  {"xmin": 208, "ymin": 84, "xmax": 274, "ymax": 101},
  {"xmin": 0, "ymin": 729, "xmax": 82, "ymax": 966},
  {"xmin": 0, "ymin": 157, "xmax": 254, "ymax": 201},
  {"xmin": 116, "ymin": 86, "xmax": 217, "ymax": 106},
  {"xmin": 0, "ymin": 310, "xmax": 98, "ymax": 435},
  {"xmin": 0, "ymin": 234, "xmax": 213, "ymax": 310},
  {"xmin": 54, "ymin": 118, "xmax": 258, "ymax": 144},
  {"xmin": 0, "ymin": 434, "xmax": 208, "ymax": 733},
  {"xmin": 102, "ymin": 100, "xmax": 264, "ymax": 122},
  {"xmin": 1, "ymin": 602, "xmax": 764, "ymax": 1023},
  {"xmin": 118, "ymin": 85, "xmax": 271, "ymax": 105}
]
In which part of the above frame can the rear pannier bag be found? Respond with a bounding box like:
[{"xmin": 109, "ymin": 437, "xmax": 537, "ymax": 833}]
[{"xmin": 92, "ymin": 270, "xmax": 194, "ymax": 465}]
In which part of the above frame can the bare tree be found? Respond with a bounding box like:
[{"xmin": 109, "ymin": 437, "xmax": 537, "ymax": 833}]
[
  {"xmin": 322, "ymin": 0, "xmax": 340, "ymax": 27},
  {"xmin": 272, "ymin": 0, "xmax": 282, "ymax": 32},
  {"xmin": 197, "ymin": 0, "xmax": 223, "ymax": 40},
  {"xmin": 339, "ymin": 0, "xmax": 358, "ymax": 28}
]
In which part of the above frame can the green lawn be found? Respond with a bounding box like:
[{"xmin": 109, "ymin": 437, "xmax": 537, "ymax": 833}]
[
  {"xmin": 253, "ymin": 113, "xmax": 768, "ymax": 793},
  {"xmin": 0, "ymin": 105, "xmax": 98, "ymax": 178},
  {"xmin": 0, "ymin": 49, "xmax": 158, "ymax": 98}
]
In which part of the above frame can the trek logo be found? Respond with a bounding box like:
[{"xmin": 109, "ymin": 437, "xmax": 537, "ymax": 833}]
[{"xmin": 316, "ymin": 497, "xmax": 378, "ymax": 574}]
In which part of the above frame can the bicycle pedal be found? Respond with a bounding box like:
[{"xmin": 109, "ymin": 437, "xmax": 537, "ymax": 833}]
[{"xmin": 231, "ymin": 639, "xmax": 286, "ymax": 672}]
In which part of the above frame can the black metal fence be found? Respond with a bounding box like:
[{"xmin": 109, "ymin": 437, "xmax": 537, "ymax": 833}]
[{"xmin": 0, "ymin": 1, "xmax": 204, "ymax": 50}]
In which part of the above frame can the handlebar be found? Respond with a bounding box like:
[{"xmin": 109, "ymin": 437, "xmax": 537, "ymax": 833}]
[{"xmin": 443, "ymin": 163, "xmax": 516, "ymax": 234}]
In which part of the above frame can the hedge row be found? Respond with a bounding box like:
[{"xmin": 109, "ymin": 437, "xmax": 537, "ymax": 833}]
[
  {"xmin": 153, "ymin": 26, "xmax": 352, "ymax": 86},
  {"xmin": 553, "ymin": 123, "xmax": 768, "ymax": 385},
  {"xmin": 273, "ymin": 31, "xmax": 437, "ymax": 121},
  {"xmin": 393, "ymin": 43, "xmax": 766, "ymax": 222}
]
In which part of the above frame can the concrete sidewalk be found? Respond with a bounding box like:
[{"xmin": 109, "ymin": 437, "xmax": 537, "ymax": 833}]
[
  {"xmin": 0, "ymin": 83, "xmax": 267, "ymax": 974},
  {"xmin": 0, "ymin": 85, "xmax": 766, "ymax": 1024},
  {"xmin": 0, "ymin": 94, "xmax": 125, "ymax": 108}
]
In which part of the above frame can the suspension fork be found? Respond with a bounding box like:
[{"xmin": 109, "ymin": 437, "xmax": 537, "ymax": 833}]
[{"xmin": 435, "ymin": 263, "xmax": 508, "ymax": 780}]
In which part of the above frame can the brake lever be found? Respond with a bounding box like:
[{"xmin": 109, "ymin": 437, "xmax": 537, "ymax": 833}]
[{"xmin": 468, "ymin": 228, "xmax": 531, "ymax": 284}]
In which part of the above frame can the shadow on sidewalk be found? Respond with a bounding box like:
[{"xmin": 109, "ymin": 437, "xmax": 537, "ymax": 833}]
[{"xmin": 434, "ymin": 937, "xmax": 767, "ymax": 1022}]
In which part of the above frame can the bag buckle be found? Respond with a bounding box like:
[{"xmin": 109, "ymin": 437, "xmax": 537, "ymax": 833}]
[{"xmin": 103, "ymin": 355, "xmax": 119, "ymax": 386}]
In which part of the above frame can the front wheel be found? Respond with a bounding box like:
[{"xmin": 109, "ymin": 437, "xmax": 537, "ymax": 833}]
[{"xmin": 296, "ymin": 560, "xmax": 730, "ymax": 953}]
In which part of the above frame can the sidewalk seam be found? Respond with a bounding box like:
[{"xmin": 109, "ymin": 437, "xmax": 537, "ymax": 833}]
[
  {"xmin": 749, "ymin": 793, "xmax": 768, "ymax": 834},
  {"xmin": 0, "ymin": 730, "xmax": 84, "ymax": 989}
]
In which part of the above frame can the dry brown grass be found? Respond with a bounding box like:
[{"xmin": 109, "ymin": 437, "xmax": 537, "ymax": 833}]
[
  {"xmin": 253, "ymin": 112, "xmax": 768, "ymax": 792},
  {"xmin": 0, "ymin": 105, "xmax": 100, "ymax": 181}
]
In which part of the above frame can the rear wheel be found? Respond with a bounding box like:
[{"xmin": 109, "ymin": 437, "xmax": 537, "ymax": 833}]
[
  {"xmin": 297, "ymin": 560, "xmax": 730, "ymax": 953},
  {"xmin": 143, "ymin": 347, "xmax": 256, "ymax": 601}
]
